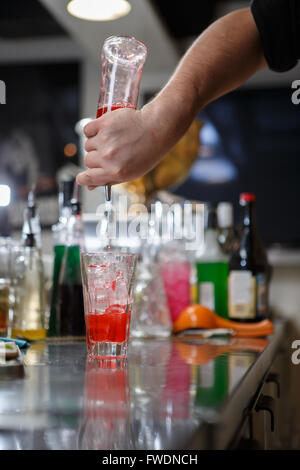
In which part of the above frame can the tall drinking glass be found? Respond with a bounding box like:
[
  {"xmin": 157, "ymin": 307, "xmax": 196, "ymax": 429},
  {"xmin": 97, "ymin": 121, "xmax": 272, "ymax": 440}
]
[{"xmin": 80, "ymin": 252, "xmax": 137, "ymax": 359}]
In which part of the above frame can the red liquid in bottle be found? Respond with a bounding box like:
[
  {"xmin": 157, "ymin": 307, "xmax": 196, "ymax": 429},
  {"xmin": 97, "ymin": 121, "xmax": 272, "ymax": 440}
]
[{"xmin": 96, "ymin": 104, "xmax": 135, "ymax": 118}]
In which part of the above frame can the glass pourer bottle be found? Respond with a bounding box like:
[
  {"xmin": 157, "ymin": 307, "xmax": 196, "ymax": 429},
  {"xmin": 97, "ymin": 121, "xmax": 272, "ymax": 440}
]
[
  {"xmin": 196, "ymin": 203, "xmax": 229, "ymax": 318},
  {"xmin": 56, "ymin": 199, "xmax": 85, "ymax": 337},
  {"xmin": 217, "ymin": 202, "xmax": 236, "ymax": 255},
  {"xmin": 12, "ymin": 225, "xmax": 46, "ymax": 340},
  {"xmin": 97, "ymin": 35, "xmax": 147, "ymax": 202},
  {"xmin": 228, "ymin": 193, "xmax": 270, "ymax": 322},
  {"xmin": 21, "ymin": 185, "xmax": 42, "ymax": 250},
  {"xmin": 48, "ymin": 180, "xmax": 74, "ymax": 337}
]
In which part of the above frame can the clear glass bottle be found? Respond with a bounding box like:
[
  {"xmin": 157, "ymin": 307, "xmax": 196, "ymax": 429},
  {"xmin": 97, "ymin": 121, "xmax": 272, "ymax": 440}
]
[
  {"xmin": 56, "ymin": 198, "xmax": 85, "ymax": 337},
  {"xmin": 217, "ymin": 202, "xmax": 236, "ymax": 255},
  {"xmin": 12, "ymin": 231, "xmax": 46, "ymax": 340},
  {"xmin": 48, "ymin": 180, "xmax": 74, "ymax": 337},
  {"xmin": 196, "ymin": 203, "xmax": 229, "ymax": 318},
  {"xmin": 131, "ymin": 241, "xmax": 171, "ymax": 338}
]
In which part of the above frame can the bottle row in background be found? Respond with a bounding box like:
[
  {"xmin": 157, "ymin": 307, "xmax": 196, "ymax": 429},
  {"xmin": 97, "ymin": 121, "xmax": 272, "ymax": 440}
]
[
  {"xmin": 11, "ymin": 179, "xmax": 86, "ymax": 341},
  {"xmin": 195, "ymin": 194, "xmax": 270, "ymax": 322},
  {"xmin": 11, "ymin": 186, "xmax": 271, "ymax": 341}
]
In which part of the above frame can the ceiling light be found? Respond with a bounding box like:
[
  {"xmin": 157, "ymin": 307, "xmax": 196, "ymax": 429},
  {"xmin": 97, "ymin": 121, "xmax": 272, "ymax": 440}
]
[{"xmin": 67, "ymin": 0, "xmax": 131, "ymax": 21}]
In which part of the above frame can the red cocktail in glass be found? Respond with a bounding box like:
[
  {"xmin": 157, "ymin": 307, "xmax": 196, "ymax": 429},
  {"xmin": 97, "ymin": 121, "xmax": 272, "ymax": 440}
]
[{"xmin": 81, "ymin": 252, "xmax": 137, "ymax": 359}]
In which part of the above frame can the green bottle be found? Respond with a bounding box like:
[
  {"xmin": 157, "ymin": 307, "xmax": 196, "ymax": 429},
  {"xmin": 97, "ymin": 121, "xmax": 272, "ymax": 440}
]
[
  {"xmin": 56, "ymin": 198, "xmax": 85, "ymax": 337},
  {"xmin": 196, "ymin": 203, "xmax": 229, "ymax": 318},
  {"xmin": 48, "ymin": 181, "xmax": 74, "ymax": 337}
]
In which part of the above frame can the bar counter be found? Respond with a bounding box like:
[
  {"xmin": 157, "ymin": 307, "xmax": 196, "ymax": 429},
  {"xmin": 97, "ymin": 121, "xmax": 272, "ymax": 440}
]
[{"xmin": 0, "ymin": 321, "xmax": 287, "ymax": 450}]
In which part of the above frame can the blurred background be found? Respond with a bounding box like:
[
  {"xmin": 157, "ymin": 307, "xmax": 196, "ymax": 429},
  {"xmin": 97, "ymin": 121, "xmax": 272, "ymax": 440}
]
[
  {"xmin": 1, "ymin": 0, "xmax": 300, "ymax": 316},
  {"xmin": 1, "ymin": 0, "xmax": 300, "ymax": 448}
]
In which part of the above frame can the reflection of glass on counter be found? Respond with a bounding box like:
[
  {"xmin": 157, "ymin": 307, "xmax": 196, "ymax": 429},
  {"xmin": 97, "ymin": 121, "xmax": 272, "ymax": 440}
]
[
  {"xmin": 160, "ymin": 345, "xmax": 191, "ymax": 420},
  {"xmin": 78, "ymin": 359, "xmax": 133, "ymax": 450},
  {"xmin": 129, "ymin": 340, "xmax": 198, "ymax": 449},
  {"xmin": 129, "ymin": 338, "xmax": 172, "ymax": 396},
  {"xmin": 195, "ymin": 355, "xmax": 229, "ymax": 409},
  {"xmin": 0, "ymin": 283, "xmax": 9, "ymax": 335},
  {"xmin": 228, "ymin": 352, "xmax": 257, "ymax": 393}
]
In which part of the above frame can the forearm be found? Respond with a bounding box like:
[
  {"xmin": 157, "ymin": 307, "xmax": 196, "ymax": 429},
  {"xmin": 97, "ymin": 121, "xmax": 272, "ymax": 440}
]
[{"xmin": 144, "ymin": 7, "xmax": 266, "ymax": 154}]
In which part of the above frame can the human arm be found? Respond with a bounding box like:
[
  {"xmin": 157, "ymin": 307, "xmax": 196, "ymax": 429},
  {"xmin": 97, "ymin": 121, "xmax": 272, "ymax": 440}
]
[{"xmin": 76, "ymin": 7, "xmax": 266, "ymax": 189}]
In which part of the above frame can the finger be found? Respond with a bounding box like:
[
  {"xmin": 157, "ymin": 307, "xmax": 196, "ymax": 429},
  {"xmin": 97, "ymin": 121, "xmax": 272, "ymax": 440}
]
[
  {"xmin": 84, "ymin": 119, "xmax": 100, "ymax": 138},
  {"xmin": 88, "ymin": 186, "xmax": 97, "ymax": 191},
  {"xmin": 84, "ymin": 150, "xmax": 102, "ymax": 169},
  {"xmin": 84, "ymin": 137, "xmax": 98, "ymax": 152},
  {"xmin": 76, "ymin": 168, "xmax": 109, "ymax": 187}
]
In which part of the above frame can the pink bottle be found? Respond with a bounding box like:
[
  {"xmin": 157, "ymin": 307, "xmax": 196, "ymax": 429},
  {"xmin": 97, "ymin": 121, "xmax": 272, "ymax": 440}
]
[{"xmin": 161, "ymin": 261, "xmax": 191, "ymax": 323}]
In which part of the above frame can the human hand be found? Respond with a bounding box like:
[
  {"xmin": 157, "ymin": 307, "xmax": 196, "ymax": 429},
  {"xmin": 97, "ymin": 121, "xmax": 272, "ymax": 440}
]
[{"xmin": 76, "ymin": 107, "xmax": 162, "ymax": 190}]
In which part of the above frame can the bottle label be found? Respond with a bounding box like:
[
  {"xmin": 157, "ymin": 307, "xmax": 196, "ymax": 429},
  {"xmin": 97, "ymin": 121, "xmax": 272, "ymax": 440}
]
[
  {"xmin": 199, "ymin": 282, "xmax": 215, "ymax": 310},
  {"xmin": 256, "ymin": 273, "xmax": 268, "ymax": 315},
  {"xmin": 228, "ymin": 271, "xmax": 256, "ymax": 319}
]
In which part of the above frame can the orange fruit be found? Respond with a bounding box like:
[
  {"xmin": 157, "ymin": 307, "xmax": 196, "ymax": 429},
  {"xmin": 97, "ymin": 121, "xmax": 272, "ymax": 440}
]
[{"xmin": 173, "ymin": 304, "xmax": 216, "ymax": 333}]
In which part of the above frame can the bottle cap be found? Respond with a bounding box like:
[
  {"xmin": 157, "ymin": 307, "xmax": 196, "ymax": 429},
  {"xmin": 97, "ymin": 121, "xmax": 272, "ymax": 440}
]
[
  {"xmin": 217, "ymin": 202, "xmax": 233, "ymax": 228},
  {"xmin": 240, "ymin": 193, "xmax": 256, "ymax": 203}
]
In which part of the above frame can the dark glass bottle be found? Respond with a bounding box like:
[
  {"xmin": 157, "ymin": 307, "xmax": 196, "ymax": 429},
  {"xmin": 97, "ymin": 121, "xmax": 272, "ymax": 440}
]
[
  {"xmin": 48, "ymin": 180, "xmax": 74, "ymax": 337},
  {"xmin": 56, "ymin": 198, "xmax": 85, "ymax": 337},
  {"xmin": 228, "ymin": 193, "xmax": 270, "ymax": 322}
]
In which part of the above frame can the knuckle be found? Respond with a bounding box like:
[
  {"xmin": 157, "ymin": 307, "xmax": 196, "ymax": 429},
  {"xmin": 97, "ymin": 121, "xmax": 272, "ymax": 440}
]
[
  {"xmin": 84, "ymin": 172, "xmax": 95, "ymax": 185},
  {"xmin": 107, "ymin": 145, "xmax": 118, "ymax": 160},
  {"xmin": 83, "ymin": 124, "xmax": 92, "ymax": 136},
  {"xmin": 112, "ymin": 163, "xmax": 125, "ymax": 180},
  {"xmin": 100, "ymin": 129, "xmax": 110, "ymax": 146},
  {"xmin": 84, "ymin": 120, "xmax": 99, "ymax": 136},
  {"xmin": 84, "ymin": 152, "xmax": 100, "ymax": 169}
]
